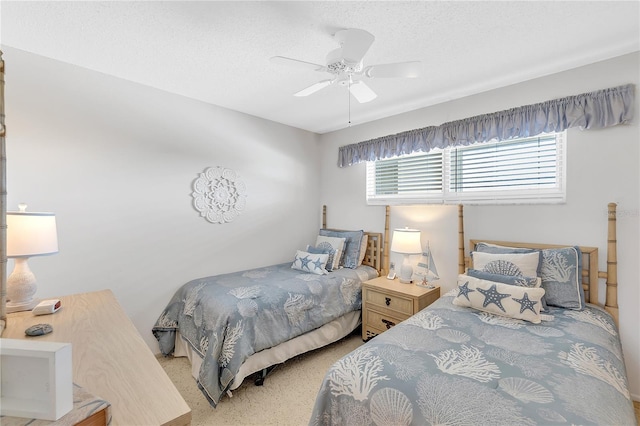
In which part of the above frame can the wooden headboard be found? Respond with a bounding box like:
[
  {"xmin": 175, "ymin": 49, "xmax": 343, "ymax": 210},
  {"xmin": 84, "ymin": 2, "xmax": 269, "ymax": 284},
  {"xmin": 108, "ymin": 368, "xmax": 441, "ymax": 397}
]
[
  {"xmin": 458, "ymin": 203, "xmax": 620, "ymax": 325},
  {"xmin": 0, "ymin": 50, "xmax": 6, "ymax": 335},
  {"xmin": 321, "ymin": 205, "xmax": 386, "ymax": 273},
  {"xmin": 377, "ymin": 203, "xmax": 620, "ymax": 324}
]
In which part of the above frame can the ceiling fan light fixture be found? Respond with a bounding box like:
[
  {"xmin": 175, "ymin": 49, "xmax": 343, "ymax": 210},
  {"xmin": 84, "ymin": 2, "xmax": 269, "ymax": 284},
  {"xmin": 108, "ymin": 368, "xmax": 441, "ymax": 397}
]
[{"xmin": 273, "ymin": 28, "xmax": 420, "ymax": 103}]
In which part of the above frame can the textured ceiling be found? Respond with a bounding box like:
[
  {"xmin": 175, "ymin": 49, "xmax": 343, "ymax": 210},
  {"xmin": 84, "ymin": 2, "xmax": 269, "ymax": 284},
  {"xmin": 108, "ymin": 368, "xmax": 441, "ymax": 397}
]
[{"xmin": 2, "ymin": 1, "xmax": 639, "ymax": 134}]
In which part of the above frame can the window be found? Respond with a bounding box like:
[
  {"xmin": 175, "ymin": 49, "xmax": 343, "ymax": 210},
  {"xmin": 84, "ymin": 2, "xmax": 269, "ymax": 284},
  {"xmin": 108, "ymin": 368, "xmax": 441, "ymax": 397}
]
[{"xmin": 366, "ymin": 132, "xmax": 566, "ymax": 205}]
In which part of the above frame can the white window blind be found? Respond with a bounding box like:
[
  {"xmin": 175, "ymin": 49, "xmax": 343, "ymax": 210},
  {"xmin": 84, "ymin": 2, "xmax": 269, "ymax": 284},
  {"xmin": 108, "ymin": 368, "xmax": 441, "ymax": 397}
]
[{"xmin": 366, "ymin": 132, "xmax": 566, "ymax": 205}]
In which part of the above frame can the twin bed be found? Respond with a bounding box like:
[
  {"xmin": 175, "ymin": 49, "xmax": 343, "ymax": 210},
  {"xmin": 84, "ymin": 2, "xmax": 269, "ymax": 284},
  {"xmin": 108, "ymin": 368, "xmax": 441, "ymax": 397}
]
[
  {"xmin": 153, "ymin": 203, "xmax": 635, "ymax": 425},
  {"xmin": 153, "ymin": 209, "xmax": 383, "ymax": 406},
  {"xmin": 310, "ymin": 203, "xmax": 636, "ymax": 425}
]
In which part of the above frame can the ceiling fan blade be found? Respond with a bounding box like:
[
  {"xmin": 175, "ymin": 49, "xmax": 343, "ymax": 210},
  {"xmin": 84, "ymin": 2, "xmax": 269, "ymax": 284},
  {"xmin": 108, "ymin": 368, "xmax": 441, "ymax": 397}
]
[
  {"xmin": 335, "ymin": 29, "xmax": 375, "ymax": 65},
  {"xmin": 294, "ymin": 79, "xmax": 335, "ymax": 97},
  {"xmin": 364, "ymin": 61, "xmax": 422, "ymax": 78},
  {"xmin": 270, "ymin": 56, "xmax": 326, "ymax": 72},
  {"xmin": 349, "ymin": 80, "xmax": 377, "ymax": 103}
]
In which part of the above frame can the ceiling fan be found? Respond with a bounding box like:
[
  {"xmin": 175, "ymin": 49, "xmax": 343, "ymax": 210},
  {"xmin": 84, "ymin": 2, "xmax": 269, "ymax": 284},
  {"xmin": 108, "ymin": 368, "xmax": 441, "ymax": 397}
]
[{"xmin": 270, "ymin": 28, "xmax": 421, "ymax": 103}]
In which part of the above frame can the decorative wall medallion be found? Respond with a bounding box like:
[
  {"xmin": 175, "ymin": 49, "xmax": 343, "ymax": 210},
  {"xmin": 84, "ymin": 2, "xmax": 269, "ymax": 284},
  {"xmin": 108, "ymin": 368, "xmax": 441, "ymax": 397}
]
[{"xmin": 192, "ymin": 167, "xmax": 247, "ymax": 223}]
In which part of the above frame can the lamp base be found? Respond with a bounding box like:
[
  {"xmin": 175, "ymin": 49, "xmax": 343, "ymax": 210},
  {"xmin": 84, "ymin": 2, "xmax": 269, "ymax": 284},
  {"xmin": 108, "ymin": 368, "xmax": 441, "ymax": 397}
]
[
  {"xmin": 398, "ymin": 256, "xmax": 414, "ymax": 284},
  {"xmin": 7, "ymin": 298, "xmax": 39, "ymax": 313}
]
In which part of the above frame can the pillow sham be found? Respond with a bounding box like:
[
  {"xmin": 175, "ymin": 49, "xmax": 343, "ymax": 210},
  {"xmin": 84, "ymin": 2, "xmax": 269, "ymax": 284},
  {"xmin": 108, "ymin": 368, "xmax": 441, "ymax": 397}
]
[
  {"xmin": 358, "ymin": 234, "xmax": 369, "ymax": 267},
  {"xmin": 474, "ymin": 242, "xmax": 584, "ymax": 310},
  {"xmin": 291, "ymin": 250, "xmax": 329, "ymax": 275},
  {"xmin": 319, "ymin": 229, "xmax": 364, "ymax": 269},
  {"xmin": 315, "ymin": 235, "xmax": 346, "ymax": 271},
  {"xmin": 453, "ymin": 274, "xmax": 546, "ymax": 324},
  {"xmin": 471, "ymin": 251, "xmax": 541, "ymax": 278},
  {"xmin": 474, "ymin": 242, "xmax": 536, "ymax": 254},
  {"xmin": 466, "ymin": 269, "xmax": 540, "ymax": 288},
  {"xmin": 306, "ymin": 245, "xmax": 336, "ymax": 272},
  {"xmin": 540, "ymin": 246, "xmax": 584, "ymax": 310},
  {"xmin": 466, "ymin": 268, "xmax": 548, "ymax": 311}
]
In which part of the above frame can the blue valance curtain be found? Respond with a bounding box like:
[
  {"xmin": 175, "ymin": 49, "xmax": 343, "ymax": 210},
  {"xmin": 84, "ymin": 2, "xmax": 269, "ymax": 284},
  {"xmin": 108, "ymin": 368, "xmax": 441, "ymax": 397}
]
[{"xmin": 338, "ymin": 84, "xmax": 635, "ymax": 167}]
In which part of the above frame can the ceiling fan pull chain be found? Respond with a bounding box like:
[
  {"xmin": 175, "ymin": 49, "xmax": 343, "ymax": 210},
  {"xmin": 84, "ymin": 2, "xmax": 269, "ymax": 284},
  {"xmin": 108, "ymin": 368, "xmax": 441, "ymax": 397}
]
[{"xmin": 348, "ymin": 78, "xmax": 352, "ymax": 126}]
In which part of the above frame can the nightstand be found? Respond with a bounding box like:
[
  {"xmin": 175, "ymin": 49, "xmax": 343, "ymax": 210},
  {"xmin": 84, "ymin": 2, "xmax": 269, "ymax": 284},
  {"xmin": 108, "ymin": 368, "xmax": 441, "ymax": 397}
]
[{"xmin": 362, "ymin": 276, "xmax": 440, "ymax": 341}]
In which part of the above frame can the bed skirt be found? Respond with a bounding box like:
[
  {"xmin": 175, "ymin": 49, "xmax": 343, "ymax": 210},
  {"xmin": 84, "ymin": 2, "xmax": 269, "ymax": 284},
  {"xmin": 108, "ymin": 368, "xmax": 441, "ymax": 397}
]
[{"xmin": 174, "ymin": 310, "xmax": 361, "ymax": 392}]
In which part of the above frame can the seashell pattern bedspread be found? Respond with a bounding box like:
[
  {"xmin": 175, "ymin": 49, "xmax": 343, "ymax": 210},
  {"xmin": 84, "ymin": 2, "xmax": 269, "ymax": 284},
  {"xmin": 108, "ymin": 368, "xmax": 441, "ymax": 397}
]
[
  {"xmin": 152, "ymin": 263, "xmax": 378, "ymax": 407},
  {"xmin": 309, "ymin": 292, "xmax": 636, "ymax": 425}
]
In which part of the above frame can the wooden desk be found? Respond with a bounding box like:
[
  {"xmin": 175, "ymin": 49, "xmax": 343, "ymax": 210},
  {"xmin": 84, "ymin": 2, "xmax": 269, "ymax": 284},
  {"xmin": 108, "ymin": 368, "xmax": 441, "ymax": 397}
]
[{"xmin": 2, "ymin": 290, "xmax": 191, "ymax": 426}]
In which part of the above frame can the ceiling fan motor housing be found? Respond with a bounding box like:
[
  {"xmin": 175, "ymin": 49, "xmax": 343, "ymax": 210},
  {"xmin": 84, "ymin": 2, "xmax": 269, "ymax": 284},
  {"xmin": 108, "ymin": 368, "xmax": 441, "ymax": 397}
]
[{"xmin": 325, "ymin": 48, "xmax": 363, "ymax": 74}]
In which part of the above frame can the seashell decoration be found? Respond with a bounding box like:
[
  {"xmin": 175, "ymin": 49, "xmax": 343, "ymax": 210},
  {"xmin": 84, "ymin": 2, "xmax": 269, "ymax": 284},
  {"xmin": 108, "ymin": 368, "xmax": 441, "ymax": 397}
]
[
  {"xmin": 437, "ymin": 328, "xmax": 471, "ymax": 343},
  {"xmin": 498, "ymin": 377, "xmax": 554, "ymax": 404},
  {"xmin": 527, "ymin": 325, "xmax": 565, "ymax": 337},
  {"xmin": 483, "ymin": 260, "xmax": 523, "ymax": 276},
  {"xmin": 237, "ymin": 299, "xmax": 258, "ymax": 318},
  {"xmin": 370, "ymin": 387, "xmax": 413, "ymax": 426},
  {"xmin": 296, "ymin": 273, "xmax": 320, "ymax": 282}
]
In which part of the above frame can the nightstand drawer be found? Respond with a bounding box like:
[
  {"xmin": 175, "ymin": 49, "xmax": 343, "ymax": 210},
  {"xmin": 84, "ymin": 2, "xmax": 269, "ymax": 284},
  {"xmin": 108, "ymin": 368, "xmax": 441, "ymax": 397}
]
[
  {"xmin": 365, "ymin": 288, "xmax": 413, "ymax": 316},
  {"xmin": 366, "ymin": 308, "xmax": 407, "ymax": 331}
]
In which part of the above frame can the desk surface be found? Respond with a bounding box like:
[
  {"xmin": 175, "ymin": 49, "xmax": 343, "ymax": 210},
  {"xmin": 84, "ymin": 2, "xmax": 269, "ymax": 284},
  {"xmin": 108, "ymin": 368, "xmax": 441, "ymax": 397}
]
[{"xmin": 2, "ymin": 290, "xmax": 191, "ymax": 426}]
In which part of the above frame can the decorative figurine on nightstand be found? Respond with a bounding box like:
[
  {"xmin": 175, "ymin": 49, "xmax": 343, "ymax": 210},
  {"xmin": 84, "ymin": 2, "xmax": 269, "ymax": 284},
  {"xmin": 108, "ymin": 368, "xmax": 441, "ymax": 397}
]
[{"xmin": 415, "ymin": 242, "xmax": 439, "ymax": 288}]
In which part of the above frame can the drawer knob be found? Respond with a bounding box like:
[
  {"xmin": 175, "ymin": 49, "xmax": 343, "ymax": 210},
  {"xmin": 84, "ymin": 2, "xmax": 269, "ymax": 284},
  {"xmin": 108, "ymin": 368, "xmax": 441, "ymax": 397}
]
[
  {"xmin": 385, "ymin": 297, "xmax": 391, "ymax": 306},
  {"xmin": 382, "ymin": 319, "xmax": 396, "ymax": 329}
]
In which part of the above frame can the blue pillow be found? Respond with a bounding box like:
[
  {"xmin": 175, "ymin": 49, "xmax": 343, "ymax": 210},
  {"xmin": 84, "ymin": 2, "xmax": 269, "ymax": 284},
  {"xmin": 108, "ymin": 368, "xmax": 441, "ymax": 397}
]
[
  {"xmin": 540, "ymin": 246, "xmax": 584, "ymax": 310},
  {"xmin": 474, "ymin": 242, "xmax": 584, "ymax": 310},
  {"xmin": 319, "ymin": 229, "xmax": 364, "ymax": 269}
]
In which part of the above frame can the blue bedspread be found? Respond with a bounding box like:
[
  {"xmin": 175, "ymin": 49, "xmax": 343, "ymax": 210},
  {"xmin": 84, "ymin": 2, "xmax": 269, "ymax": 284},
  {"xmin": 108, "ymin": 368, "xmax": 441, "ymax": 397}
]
[
  {"xmin": 310, "ymin": 291, "xmax": 636, "ymax": 425},
  {"xmin": 153, "ymin": 263, "xmax": 378, "ymax": 406}
]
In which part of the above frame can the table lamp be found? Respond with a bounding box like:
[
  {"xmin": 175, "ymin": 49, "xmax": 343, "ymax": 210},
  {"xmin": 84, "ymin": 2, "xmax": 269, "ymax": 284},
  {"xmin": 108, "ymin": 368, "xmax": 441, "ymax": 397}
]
[
  {"xmin": 390, "ymin": 228, "xmax": 422, "ymax": 283},
  {"xmin": 6, "ymin": 204, "xmax": 59, "ymax": 313}
]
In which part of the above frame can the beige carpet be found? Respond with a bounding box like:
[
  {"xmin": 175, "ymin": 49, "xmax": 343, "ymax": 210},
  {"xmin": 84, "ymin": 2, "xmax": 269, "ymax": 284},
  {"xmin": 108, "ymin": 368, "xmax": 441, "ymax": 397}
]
[
  {"xmin": 159, "ymin": 334, "xmax": 640, "ymax": 426},
  {"xmin": 157, "ymin": 333, "xmax": 363, "ymax": 426}
]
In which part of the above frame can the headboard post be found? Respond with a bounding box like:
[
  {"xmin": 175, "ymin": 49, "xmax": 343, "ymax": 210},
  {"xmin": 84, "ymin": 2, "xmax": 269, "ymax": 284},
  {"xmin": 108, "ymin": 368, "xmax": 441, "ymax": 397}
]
[
  {"xmin": 383, "ymin": 205, "xmax": 390, "ymax": 275},
  {"xmin": 605, "ymin": 203, "xmax": 619, "ymax": 325},
  {"xmin": 0, "ymin": 50, "xmax": 6, "ymax": 334},
  {"xmin": 322, "ymin": 205, "xmax": 327, "ymax": 229},
  {"xmin": 458, "ymin": 204, "xmax": 465, "ymax": 274}
]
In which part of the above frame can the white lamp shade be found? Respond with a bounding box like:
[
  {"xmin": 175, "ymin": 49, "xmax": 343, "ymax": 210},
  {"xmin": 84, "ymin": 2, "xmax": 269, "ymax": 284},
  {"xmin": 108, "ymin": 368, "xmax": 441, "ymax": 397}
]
[
  {"xmin": 390, "ymin": 228, "xmax": 422, "ymax": 254},
  {"xmin": 7, "ymin": 212, "xmax": 59, "ymax": 258}
]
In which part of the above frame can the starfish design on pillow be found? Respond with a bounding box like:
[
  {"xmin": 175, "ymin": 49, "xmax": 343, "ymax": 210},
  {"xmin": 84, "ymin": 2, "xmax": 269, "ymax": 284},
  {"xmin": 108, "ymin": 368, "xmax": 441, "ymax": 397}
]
[
  {"xmin": 458, "ymin": 281, "xmax": 475, "ymax": 301},
  {"xmin": 299, "ymin": 255, "xmax": 312, "ymax": 271},
  {"xmin": 512, "ymin": 292, "xmax": 538, "ymax": 314},
  {"xmin": 312, "ymin": 258, "xmax": 325, "ymax": 272},
  {"xmin": 477, "ymin": 284, "xmax": 511, "ymax": 312}
]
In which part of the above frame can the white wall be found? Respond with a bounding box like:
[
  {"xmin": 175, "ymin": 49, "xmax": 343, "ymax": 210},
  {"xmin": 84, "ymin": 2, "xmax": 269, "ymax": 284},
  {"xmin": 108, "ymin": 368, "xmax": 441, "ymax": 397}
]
[
  {"xmin": 4, "ymin": 45, "xmax": 639, "ymax": 400},
  {"xmin": 319, "ymin": 52, "xmax": 640, "ymax": 399},
  {"xmin": 3, "ymin": 46, "xmax": 321, "ymax": 351}
]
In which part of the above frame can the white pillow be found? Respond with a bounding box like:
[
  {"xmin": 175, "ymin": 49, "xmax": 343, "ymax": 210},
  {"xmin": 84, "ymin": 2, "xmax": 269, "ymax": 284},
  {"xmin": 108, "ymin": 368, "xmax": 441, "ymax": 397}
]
[
  {"xmin": 315, "ymin": 235, "xmax": 346, "ymax": 271},
  {"xmin": 357, "ymin": 234, "xmax": 369, "ymax": 266},
  {"xmin": 471, "ymin": 251, "xmax": 541, "ymax": 278},
  {"xmin": 291, "ymin": 250, "xmax": 329, "ymax": 275},
  {"xmin": 453, "ymin": 274, "xmax": 546, "ymax": 323}
]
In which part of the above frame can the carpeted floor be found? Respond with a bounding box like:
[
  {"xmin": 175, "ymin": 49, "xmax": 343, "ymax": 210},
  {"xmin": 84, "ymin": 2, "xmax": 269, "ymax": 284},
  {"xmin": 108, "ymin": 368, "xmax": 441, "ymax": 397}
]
[
  {"xmin": 159, "ymin": 334, "xmax": 640, "ymax": 426},
  {"xmin": 157, "ymin": 332, "xmax": 363, "ymax": 426}
]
